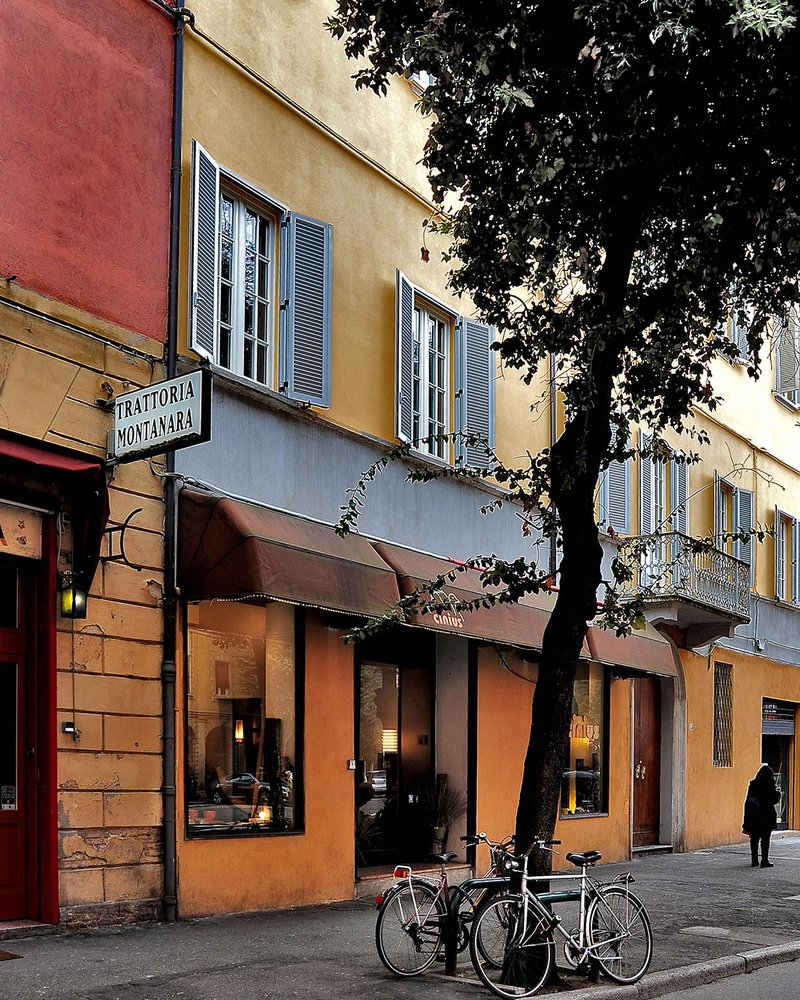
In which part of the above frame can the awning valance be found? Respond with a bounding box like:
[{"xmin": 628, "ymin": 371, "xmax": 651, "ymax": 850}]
[
  {"xmin": 178, "ymin": 488, "xmax": 401, "ymax": 617},
  {"xmin": 587, "ymin": 620, "xmax": 678, "ymax": 678},
  {"xmin": 371, "ymin": 541, "xmax": 588, "ymax": 652},
  {"xmin": 0, "ymin": 431, "xmax": 109, "ymax": 583}
]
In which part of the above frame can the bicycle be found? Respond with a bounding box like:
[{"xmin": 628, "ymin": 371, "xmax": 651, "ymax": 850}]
[
  {"xmin": 469, "ymin": 839, "xmax": 653, "ymax": 997},
  {"xmin": 373, "ymin": 831, "xmax": 513, "ymax": 977}
]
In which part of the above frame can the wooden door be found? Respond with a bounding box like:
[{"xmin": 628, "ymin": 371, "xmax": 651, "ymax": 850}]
[
  {"xmin": 633, "ymin": 676, "xmax": 661, "ymax": 848},
  {"xmin": 0, "ymin": 565, "xmax": 31, "ymax": 920}
]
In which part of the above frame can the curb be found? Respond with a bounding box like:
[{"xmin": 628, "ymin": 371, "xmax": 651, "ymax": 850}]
[{"xmin": 561, "ymin": 939, "xmax": 800, "ymax": 998}]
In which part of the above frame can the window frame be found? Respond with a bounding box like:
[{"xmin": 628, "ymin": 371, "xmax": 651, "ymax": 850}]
[
  {"xmin": 775, "ymin": 507, "xmax": 799, "ymax": 605},
  {"xmin": 559, "ymin": 662, "xmax": 610, "ymax": 820},
  {"xmin": 775, "ymin": 314, "xmax": 800, "ymax": 408},
  {"xmin": 183, "ymin": 602, "xmax": 306, "ymax": 840},
  {"xmin": 712, "ymin": 661, "xmax": 734, "ymax": 769},
  {"xmin": 411, "ymin": 295, "xmax": 452, "ymax": 461},
  {"xmin": 190, "ymin": 140, "xmax": 333, "ymax": 408}
]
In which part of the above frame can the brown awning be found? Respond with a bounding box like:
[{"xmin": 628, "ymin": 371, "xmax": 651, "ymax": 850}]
[
  {"xmin": 586, "ymin": 621, "xmax": 678, "ymax": 678},
  {"xmin": 178, "ymin": 488, "xmax": 401, "ymax": 617},
  {"xmin": 371, "ymin": 540, "xmax": 590, "ymax": 653}
]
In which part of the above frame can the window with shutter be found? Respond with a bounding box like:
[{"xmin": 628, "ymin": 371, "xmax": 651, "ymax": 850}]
[
  {"xmin": 639, "ymin": 433, "xmax": 653, "ymax": 535},
  {"xmin": 733, "ymin": 488, "xmax": 754, "ymax": 586},
  {"xmin": 776, "ymin": 317, "xmax": 800, "ymax": 405},
  {"xmin": 394, "ymin": 273, "xmax": 494, "ymax": 466},
  {"xmin": 775, "ymin": 508, "xmax": 798, "ymax": 603},
  {"xmin": 189, "ymin": 144, "xmax": 332, "ymax": 405},
  {"xmin": 599, "ymin": 457, "xmax": 630, "ymax": 535}
]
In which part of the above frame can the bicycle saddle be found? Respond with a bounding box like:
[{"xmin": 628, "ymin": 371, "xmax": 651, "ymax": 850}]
[
  {"xmin": 565, "ymin": 850, "xmax": 602, "ymax": 867},
  {"xmin": 429, "ymin": 851, "xmax": 458, "ymax": 864}
]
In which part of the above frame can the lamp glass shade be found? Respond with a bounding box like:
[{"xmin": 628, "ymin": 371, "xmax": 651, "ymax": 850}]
[{"xmin": 60, "ymin": 584, "xmax": 88, "ymax": 619}]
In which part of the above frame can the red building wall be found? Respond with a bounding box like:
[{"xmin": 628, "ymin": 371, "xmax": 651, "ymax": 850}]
[{"xmin": 0, "ymin": 0, "xmax": 172, "ymax": 342}]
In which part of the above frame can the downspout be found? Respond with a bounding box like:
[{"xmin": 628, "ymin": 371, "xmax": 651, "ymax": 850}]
[
  {"xmin": 549, "ymin": 353, "xmax": 558, "ymax": 577},
  {"xmin": 162, "ymin": 4, "xmax": 191, "ymax": 923}
]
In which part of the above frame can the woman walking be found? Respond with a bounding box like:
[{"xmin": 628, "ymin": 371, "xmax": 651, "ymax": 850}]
[{"xmin": 742, "ymin": 764, "xmax": 781, "ymax": 868}]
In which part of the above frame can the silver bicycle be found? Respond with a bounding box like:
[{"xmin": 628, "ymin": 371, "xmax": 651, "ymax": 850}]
[{"xmin": 469, "ymin": 838, "xmax": 653, "ymax": 997}]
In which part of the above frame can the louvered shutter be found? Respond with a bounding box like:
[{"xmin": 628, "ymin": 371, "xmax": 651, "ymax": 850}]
[
  {"xmin": 714, "ymin": 471, "xmax": 724, "ymax": 548},
  {"xmin": 792, "ymin": 516, "xmax": 799, "ymax": 604},
  {"xmin": 456, "ymin": 317, "xmax": 496, "ymax": 468},
  {"xmin": 396, "ymin": 271, "xmax": 415, "ymax": 442},
  {"xmin": 639, "ymin": 433, "xmax": 653, "ymax": 534},
  {"xmin": 734, "ymin": 316, "xmax": 749, "ymax": 361},
  {"xmin": 190, "ymin": 140, "xmax": 219, "ymax": 361},
  {"xmin": 671, "ymin": 456, "xmax": 688, "ymax": 535},
  {"xmin": 776, "ymin": 506, "xmax": 787, "ymax": 600},
  {"xmin": 604, "ymin": 458, "xmax": 630, "ymax": 534},
  {"xmin": 734, "ymin": 487, "xmax": 754, "ymax": 586},
  {"xmin": 281, "ymin": 212, "xmax": 332, "ymax": 406},
  {"xmin": 776, "ymin": 319, "xmax": 800, "ymax": 398}
]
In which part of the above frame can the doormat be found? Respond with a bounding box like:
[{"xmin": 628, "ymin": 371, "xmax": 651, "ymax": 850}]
[{"xmin": 0, "ymin": 950, "xmax": 22, "ymax": 961}]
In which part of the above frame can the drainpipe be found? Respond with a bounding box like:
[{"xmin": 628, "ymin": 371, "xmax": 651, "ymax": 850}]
[
  {"xmin": 548, "ymin": 352, "xmax": 558, "ymax": 577},
  {"xmin": 161, "ymin": 4, "xmax": 191, "ymax": 924}
]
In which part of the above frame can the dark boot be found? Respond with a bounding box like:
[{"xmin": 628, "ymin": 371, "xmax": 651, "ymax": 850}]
[{"xmin": 761, "ymin": 859, "xmax": 774, "ymax": 867}]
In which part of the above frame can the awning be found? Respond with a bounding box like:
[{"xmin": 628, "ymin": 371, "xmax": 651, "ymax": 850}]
[
  {"xmin": 0, "ymin": 430, "xmax": 109, "ymax": 583},
  {"xmin": 586, "ymin": 620, "xmax": 678, "ymax": 678},
  {"xmin": 371, "ymin": 540, "xmax": 587, "ymax": 652},
  {"xmin": 178, "ymin": 488, "xmax": 401, "ymax": 617}
]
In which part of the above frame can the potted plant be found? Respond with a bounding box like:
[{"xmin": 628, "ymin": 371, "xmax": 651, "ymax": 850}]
[{"xmin": 421, "ymin": 776, "xmax": 467, "ymax": 853}]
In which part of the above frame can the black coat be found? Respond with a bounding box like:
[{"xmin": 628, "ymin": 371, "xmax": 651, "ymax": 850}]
[{"xmin": 742, "ymin": 769, "xmax": 780, "ymax": 836}]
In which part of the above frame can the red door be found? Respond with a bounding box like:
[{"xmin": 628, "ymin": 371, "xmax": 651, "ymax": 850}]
[
  {"xmin": 633, "ymin": 676, "xmax": 661, "ymax": 848},
  {"xmin": 0, "ymin": 564, "xmax": 35, "ymax": 920}
]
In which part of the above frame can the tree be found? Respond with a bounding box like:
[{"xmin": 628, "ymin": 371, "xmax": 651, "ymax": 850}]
[{"xmin": 327, "ymin": 0, "xmax": 800, "ymax": 869}]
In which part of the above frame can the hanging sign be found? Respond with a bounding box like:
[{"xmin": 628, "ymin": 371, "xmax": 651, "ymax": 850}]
[
  {"xmin": 0, "ymin": 503, "xmax": 42, "ymax": 559},
  {"xmin": 110, "ymin": 369, "xmax": 212, "ymax": 464}
]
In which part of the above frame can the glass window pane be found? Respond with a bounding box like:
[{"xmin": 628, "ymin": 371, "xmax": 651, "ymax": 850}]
[
  {"xmin": 220, "ymin": 196, "xmax": 233, "ymax": 237},
  {"xmin": 561, "ymin": 662, "xmax": 605, "ymax": 816},
  {"xmin": 220, "ymin": 283, "xmax": 231, "ymax": 326},
  {"xmin": 245, "ymin": 210, "xmax": 257, "ymax": 249},
  {"xmin": 219, "ymin": 328, "xmax": 231, "ymax": 370},
  {"xmin": 187, "ymin": 602, "xmax": 300, "ymax": 835},
  {"xmin": 243, "ymin": 337, "xmax": 253, "ymax": 378}
]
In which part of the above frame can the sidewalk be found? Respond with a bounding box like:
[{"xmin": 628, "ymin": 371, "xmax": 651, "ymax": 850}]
[{"xmin": 1, "ymin": 834, "xmax": 799, "ymax": 1000}]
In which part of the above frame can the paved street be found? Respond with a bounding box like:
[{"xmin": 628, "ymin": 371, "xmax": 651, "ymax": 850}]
[{"xmin": 2, "ymin": 836, "xmax": 800, "ymax": 1000}]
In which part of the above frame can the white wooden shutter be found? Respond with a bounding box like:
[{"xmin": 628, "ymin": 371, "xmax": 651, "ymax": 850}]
[
  {"xmin": 396, "ymin": 271, "xmax": 415, "ymax": 443},
  {"xmin": 776, "ymin": 319, "xmax": 800, "ymax": 398},
  {"xmin": 639, "ymin": 433, "xmax": 653, "ymax": 534},
  {"xmin": 793, "ymin": 516, "xmax": 799, "ymax": 604},
  {"xmin": 671, "ymin": 455, "xmax": 689, "ymax": 535},
  {"xmin": 456, "ymin": 317, "xmax": 496, "ymax": 468},
  {"xmin": 714, "ymin": 471, "xmax": 724, "ymax": 548},
  {"xmin": 601, "ymin": 458, "xmax": 630, "ymax": 534},
  {"xmin": 776, "ymin": 506, "xmax": 787, "ymax": 601},
  {"xmin": 734, "ymin": 487, "xmax": 754, "ymax": 585},
  {"xmin": 190, "ymin": 140, "xmax": 219, "ymax": 361},
  {"xmin": 282, "ymin": 212, "xmax": 333, "ymax": 406}
]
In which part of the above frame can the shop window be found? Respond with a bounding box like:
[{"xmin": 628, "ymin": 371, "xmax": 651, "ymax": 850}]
[
  {"xmin": 186, "ymin": 601, "xmax": 302, "ymax": 836},
  {"xmin": 561, "ymin": 662, "xmax": 607, "ymax": 817},
  {"xmin": 713, "ymin": 662, "xmax": 733, "ymax": 768}
]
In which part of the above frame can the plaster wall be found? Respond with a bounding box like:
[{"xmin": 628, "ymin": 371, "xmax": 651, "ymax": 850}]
[
  {"xmin": 682, "ymin": 645, "xmax": 800, "ymax": 850},
  {"xmin": 0, "ymin": 0, "xmax": 172, "ymax": 341}
]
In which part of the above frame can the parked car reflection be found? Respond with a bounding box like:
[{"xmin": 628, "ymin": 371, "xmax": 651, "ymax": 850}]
[{"xmin": 210, "ymin": 772, "xmax": 289, "ymax": 804}]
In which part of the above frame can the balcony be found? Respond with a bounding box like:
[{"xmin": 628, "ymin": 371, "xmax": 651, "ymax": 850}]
[{"xmin": 616, "ymin": 532, "xmax": 750, "ymax": 647}]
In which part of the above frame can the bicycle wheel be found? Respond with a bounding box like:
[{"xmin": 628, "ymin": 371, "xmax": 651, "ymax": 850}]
[
  {"xmin": 586, "ymin": 884, "xmax": 653, "ymax": 984},
  {"xmin": 375, "ymin": 880, "xmax": 446, "ymax": 976},
  {"xmin": 458, "ymin": 884, "xmax": 505, "ymax": 954},
  {"xmin": 469, "ymin": 895, "xmax": 554, "ymax": 998}
]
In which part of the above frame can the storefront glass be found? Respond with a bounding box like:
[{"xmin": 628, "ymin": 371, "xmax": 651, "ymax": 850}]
[
  {"xmin": 185, "ymin": 600, "xmax": 301, "ymax": 835},
  {"xmin": 561, "ymin": 662, "xmax": 606, "ymax": 817}
]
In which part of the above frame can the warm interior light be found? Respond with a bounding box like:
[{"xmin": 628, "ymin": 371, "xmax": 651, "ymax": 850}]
[
  {"xmin": 60, "ymin": 572, "xmax": 88, "ymax": 619},
  {"xmin": 257, "ymin": 805, "xmax": 271, "ymax": 823},
  {"xmin": 382, "ymin": 728, "xmax": 398, "ymax": 753},
  {"xmin": 234, "ymin": 719, "xmax": 245, "ymax": 743}
]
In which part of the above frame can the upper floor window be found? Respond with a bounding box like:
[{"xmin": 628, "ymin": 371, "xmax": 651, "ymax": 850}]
[
  {"xmin": 775, "ymin": 315, "xmax": 800, "ymax": 407},
  {"xmin": 412, "ymin": 300, "xmax": 450, "ymax": 460},
  {"xmin": 722, "ymin": 290, "xmax": 750, "ymax": 364},
  {"xmin": 598, "ymin": 447, "xmax": 631, "ymax": 536},
  {"xmin": 396, "ymin": 271, "xmax": 495, "ymax": 468},
  {"xmin": 714, "ymin": 472, "xmax": 754, "ymax": 585},
  {"xmin": 639, "ymin": 435, "xmax": 688, "ymax": 536},
  {"xmin": 775, "ymin": 507, "xmax": 799, "ymax": 604},
  {"xmin": 190, "ymin": 141, "xmax": 333, "ymax": 407}
]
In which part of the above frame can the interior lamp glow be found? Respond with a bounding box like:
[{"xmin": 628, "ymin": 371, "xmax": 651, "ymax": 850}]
[
  {"xmin": 382, "ymin": 728, "xmax": 398, "ymax": 753},
  {"xmin": 234, "ymin": 719, "xmax": 245, "ymax": 743},
  {"xmin": 59, "ymin": 572, "xmax": 88, "ymax": 619}
]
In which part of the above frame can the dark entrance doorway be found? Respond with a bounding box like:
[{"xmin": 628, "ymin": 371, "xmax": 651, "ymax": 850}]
[
  {"xmin": 356, "ymin": 629, "xmax": 435, "ymax": 868},
  {"xmin": 633, "ymin": 676, "xmax": 662, "ymax": 848},
  {"xmin": 762, "ymin": 699, "xmax": 796, "ymax": 831},
  {"xmin": 0, "ymin": 563, "xmax": 36, "ymax": 921}
]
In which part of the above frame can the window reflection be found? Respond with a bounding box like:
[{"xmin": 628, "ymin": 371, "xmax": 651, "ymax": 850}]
[
  {"xmin": 186, "ymin": 601, "xmax": 300, "ymax": 834},
  {"xmin": 561, "ymin": 662, "xmax": 606, "ymax": 816}
]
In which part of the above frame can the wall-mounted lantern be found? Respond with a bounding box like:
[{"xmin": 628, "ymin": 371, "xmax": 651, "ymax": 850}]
[{"xmin": 59, "ymin": 571, "xmax": 87, "ymax": 619}]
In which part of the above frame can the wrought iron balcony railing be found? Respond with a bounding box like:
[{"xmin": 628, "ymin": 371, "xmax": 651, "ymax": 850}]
[{"xmin": 617, "ymin": 531, "xmax": 750, "ymax": 621}]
